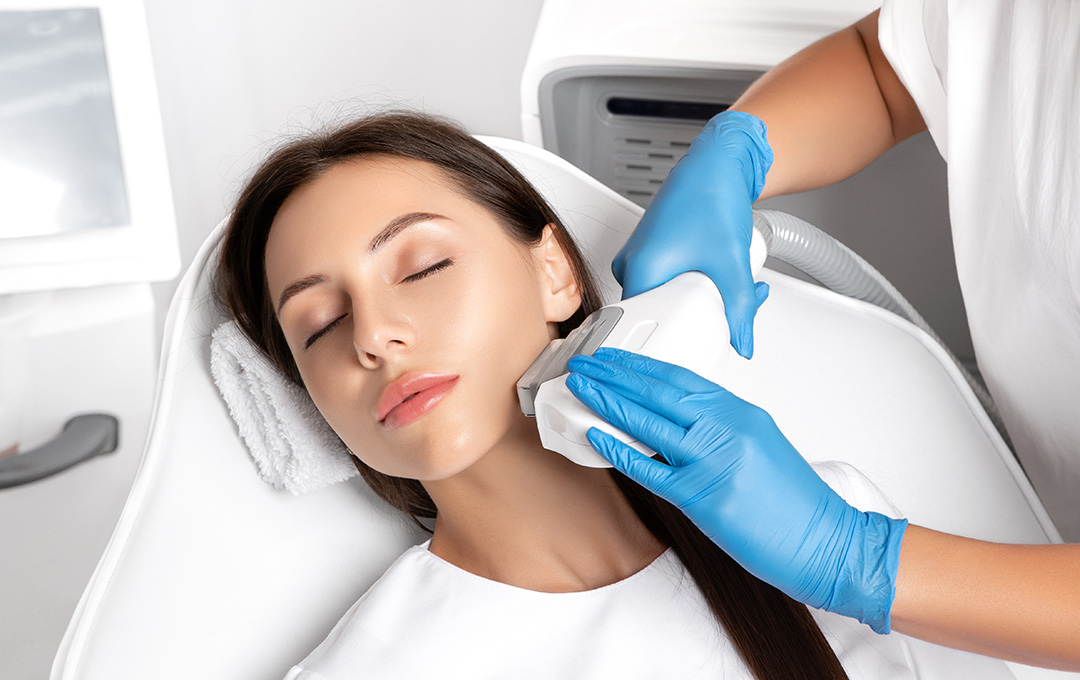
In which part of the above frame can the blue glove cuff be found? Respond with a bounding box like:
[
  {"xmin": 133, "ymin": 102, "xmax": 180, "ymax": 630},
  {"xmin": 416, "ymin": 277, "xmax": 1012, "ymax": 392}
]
[
  {"xmin": 698, "ymin": 110, "xmax": 774, "ymax": 201},
  {"xmin": 831, "ymin": 512, "xmax": 908, "ymax": 634}
]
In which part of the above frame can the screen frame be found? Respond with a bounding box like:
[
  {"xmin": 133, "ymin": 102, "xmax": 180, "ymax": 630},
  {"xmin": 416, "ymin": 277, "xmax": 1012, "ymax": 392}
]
[{"xmin": 0, "ymin": 0, "xmax": 178, "ymax": 294}]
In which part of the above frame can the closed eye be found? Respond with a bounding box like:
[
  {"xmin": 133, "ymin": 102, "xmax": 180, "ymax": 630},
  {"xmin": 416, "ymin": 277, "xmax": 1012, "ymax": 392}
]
[
  {"xmin": 405, "ymin": 258, "xmax": 454, "ymax": 282},
  {"xmin": 305, "ymin": 314, "xmax": 346, "ymax": 350},
  {"xmin": 304, "ymin": 259, "xmax": 454, "ymax": 350}
]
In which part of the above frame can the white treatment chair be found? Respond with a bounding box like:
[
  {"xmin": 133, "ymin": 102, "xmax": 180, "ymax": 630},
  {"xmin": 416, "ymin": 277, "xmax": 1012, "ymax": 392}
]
[{"xmin": 52, "ymin": 138, "xmax": 1073, "ymax": 680}]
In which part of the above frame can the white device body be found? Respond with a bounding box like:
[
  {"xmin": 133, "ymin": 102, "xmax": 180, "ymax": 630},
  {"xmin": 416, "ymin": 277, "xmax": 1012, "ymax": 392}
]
[
  {"xmin": 529, "ymin": 226, "xmax": 765, "ymax": 467},
  {"xmin": 533, "ymin": 272, "xmax": 728, "ymax": 467}
]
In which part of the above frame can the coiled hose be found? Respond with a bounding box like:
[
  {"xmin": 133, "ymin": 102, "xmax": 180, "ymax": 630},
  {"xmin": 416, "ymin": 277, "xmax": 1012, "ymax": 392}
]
[{"xmin": 752, "ymin": 209, "xmax": 1010, "ymax": 445}]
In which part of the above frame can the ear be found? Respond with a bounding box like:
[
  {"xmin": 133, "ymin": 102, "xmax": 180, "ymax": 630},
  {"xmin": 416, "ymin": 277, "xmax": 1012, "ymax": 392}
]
[{"xmin": 532, "ymin": 224, "xmax": 582, "ymax": 324}]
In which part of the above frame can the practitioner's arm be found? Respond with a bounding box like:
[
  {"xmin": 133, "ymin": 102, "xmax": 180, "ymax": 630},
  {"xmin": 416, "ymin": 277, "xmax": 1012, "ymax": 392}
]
[
  {"xmin": 893, "ymin": 525, "xmax": 1080, "ymax": 670},
  {"xmin": 733, "ymin": 10, "xmax": 926, "ymax": 199},
  {"xmin": 611, "ymin": 11, "xmax": 925, "ymax": 356},
  {"xmin": 566, "ymin": 349, "xmax": 1080, "ymax": 671}
]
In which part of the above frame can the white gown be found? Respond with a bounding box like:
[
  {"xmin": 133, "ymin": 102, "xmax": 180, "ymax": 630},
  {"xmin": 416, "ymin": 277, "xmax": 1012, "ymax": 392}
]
[{"xmin": 283, "ymin": 463, "xmax": 1015, "ymax": 679}]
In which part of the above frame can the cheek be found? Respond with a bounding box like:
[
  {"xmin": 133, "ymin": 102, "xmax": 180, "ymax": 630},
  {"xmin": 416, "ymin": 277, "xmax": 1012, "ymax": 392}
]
[
  {"xmin": 459, "ymin": 265, "xmax": 553, "ymax": 381},
  {"xmin": 290, "ymin": 350, "xmax": 395, "ymax": 473},
  {"xmin": 419, "ymin": 253, "xmax": 553, "ymax": 372},
  {"xmin": 302, "ymin": 373, "xmax": 376, "ymax": 450},
  {"xmin": 458, "ymin": 271, "xmax": 553, "ymax": 430}
]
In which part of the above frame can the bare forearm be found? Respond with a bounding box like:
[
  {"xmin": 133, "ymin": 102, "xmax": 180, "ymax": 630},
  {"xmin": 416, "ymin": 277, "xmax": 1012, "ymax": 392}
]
[
  {"xmin": 892, "ymin": 524, "xmax": 1080, "ymax": 670},
  {"xmin": 731, "ymin": 11, "xmax": 926, "ymax": 199}
]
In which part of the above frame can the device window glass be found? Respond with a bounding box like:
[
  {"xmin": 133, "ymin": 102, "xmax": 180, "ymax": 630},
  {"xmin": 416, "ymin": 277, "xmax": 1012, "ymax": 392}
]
[
  {"xmin": 0, "ymin": 9, "xmax": 129, "ymax": 239},
  {"xmin": 605, "ymin": 97, "xmax": 728, "ymax": 121}
]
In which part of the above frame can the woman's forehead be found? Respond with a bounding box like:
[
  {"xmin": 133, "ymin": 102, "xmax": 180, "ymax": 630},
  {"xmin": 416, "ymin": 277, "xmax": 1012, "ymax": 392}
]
[
  {"xmin": 263, "ymin": 156, "xmax": 519, "ymax": 287},
  {"xmin": 306, "ymin": 155, "xmax": 457, "ymax": 204},
  {"xmin": 269, "ymin": 158, "xmax": 473, "ymax": 242}
]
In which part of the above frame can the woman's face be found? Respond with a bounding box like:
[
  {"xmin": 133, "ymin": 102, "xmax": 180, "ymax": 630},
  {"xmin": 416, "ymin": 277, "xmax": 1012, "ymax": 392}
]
[{"xmin": 264, "ymin": 155, "xmax": 581, "ymax": 481}]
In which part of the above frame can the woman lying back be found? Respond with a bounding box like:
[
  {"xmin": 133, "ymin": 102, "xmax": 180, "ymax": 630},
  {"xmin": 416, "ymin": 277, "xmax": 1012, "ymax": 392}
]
[{"xmin": 218, "ymin": 111, "xmax": 1013, "ymax": 679}]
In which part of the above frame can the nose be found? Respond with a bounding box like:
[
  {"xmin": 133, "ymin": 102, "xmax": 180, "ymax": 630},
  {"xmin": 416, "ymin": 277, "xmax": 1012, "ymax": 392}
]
[{"xmin": 351, "ymin": 296, "xmax": 414, "ymax": 369}]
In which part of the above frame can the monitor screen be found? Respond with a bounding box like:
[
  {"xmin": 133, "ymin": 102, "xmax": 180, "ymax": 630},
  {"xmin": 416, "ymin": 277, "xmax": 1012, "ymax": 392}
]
[{"xmin": 0, "ymin": 9, "xmax": 130, "ymax": 239}]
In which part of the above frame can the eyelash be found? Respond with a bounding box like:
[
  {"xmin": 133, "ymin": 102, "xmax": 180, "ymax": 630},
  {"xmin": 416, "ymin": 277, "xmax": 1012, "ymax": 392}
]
[
  {"xmin": 404, "ymin": 257, "xmax": 454, "ymax": 282},
  {"xmin": 305, "ymin": 314, "xmax": 345, "ymax": 349},
  {"xmin": 304, "ymin": 258, "xmax": 455, "ymax": 349}
]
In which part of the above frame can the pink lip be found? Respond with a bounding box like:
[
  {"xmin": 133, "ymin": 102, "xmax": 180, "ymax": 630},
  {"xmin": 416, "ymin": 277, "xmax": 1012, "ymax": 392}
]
[{"xmin": 377, "ymin": 373, "xmax": 460, "ymax": 429}]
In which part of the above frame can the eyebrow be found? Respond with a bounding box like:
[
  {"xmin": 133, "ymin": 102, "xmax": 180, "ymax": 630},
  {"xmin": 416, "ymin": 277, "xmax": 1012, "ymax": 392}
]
[
  {"xmin": 276, "ymin": 211, "xmax": 445, "ymax": 313},
  {"xmin": 369, "ymin": 211, "xmax": 444, "ymax": 252}
]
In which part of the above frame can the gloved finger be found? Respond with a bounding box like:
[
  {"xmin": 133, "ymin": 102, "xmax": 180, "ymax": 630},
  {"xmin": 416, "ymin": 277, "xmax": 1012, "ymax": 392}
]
[
  {"xmin": 755, "ymin": 281, "xmax": 770, "ymax": 307},
  {"xmin": 724, "ymin": 281, "xmax": 768, "ymax": 360},
  {"xmin": 706, "ymin": 258, "xmax": 759, "ymax": 360},
  {"xmin": 565, "ymin": 374, "xmax": 693, "ymax": 464},
  {"xmin": 585, "ymin": 427, "xmax": 676, "ymax": 499},
  {"xmin": 591, "ymin": 347, "xmax": 717, "ymax": 394},
  {"xmin": 567, "ymin": 354, "xmax": 697, "ymax": 429}
]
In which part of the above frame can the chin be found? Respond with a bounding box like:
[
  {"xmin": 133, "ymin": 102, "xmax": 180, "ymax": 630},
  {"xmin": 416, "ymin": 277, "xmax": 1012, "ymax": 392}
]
[
  {"xmin": 379, "ymin": 420, "xmax": 491, "ymax": 482},
  {"xmin": 413, "ymin": 412, "xmax": 540, "ymax": 482}
]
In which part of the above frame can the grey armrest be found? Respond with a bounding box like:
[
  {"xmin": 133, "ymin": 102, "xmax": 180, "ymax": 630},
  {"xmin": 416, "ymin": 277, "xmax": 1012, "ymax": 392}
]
[{"xmin": 0, "ymin": 414, "xmax": 119, "ymax": 490}]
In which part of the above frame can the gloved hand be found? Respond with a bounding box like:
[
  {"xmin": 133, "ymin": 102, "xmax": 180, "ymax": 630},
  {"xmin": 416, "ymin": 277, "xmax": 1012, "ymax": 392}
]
[
  {"xmin": 566, "ymin": 347, "xmax": 908, "ymax": 634},
  {"xmin": 612, "ymin": 110, "xmax": 773, "ymax": 358}
]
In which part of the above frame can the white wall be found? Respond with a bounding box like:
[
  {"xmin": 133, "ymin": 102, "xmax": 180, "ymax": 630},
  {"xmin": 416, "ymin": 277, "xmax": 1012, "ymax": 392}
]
[{"xmin": 144, "ymin": 0, "xmax": 545, "ymax": 332}]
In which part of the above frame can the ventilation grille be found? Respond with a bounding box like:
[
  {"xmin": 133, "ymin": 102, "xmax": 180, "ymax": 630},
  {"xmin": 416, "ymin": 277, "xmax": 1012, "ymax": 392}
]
[{"xmin": 611, "ymin": 132, "xmax": 695, "ymax": 207}]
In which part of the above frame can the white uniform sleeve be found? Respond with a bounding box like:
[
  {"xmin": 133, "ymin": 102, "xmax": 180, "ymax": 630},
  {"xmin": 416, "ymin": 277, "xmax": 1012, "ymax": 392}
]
[{"xmin": 878, "ymin": 0, "xmax": 949, "ymax": 156}]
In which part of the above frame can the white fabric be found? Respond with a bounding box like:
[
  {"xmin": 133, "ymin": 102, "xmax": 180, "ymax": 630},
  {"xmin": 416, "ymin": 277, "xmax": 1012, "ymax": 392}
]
[
  {"xmin": 209, "ymin": 320, "xmax": 357, "ymax": 494},
  {"xmin": 282, "ymin": 463, "xmax": 1014, "ymax": 679},
  {"xmin": 880, "ymin": 0, "xmax": 1080, "ymax": 540}
]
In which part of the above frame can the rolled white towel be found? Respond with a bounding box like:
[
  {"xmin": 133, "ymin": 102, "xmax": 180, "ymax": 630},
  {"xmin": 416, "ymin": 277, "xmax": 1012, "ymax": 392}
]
[{"xmin": 210, "ymin": 320, "xmax": 357, "ymax": 494}]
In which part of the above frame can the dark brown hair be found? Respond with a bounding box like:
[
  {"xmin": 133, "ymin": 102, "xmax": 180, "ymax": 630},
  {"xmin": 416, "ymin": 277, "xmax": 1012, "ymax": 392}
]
[{"xmin": 219, "ymin": 111, "xmax": 847, "ymax": 679}]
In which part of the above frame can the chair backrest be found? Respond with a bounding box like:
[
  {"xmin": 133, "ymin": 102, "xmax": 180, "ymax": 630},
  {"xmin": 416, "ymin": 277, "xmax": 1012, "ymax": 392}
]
[{"xmin": 52, "ymin": 137, "xmax": 1059, "ymax": 680}]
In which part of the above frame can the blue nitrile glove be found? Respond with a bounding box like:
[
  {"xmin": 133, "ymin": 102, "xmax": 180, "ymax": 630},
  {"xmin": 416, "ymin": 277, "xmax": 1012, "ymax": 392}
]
[
  {"xmin": 612, "ymin": 110, "xmax": 773, "ymax": 359},
  {"xmin": 566, "ymin": 348, "xmax": 908, "ymax": 634}
]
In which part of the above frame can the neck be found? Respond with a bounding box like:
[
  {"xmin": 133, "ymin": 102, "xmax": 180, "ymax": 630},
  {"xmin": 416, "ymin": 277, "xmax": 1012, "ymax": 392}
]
[{"xmin": 424, "ymin": 414, "xmax": 664, "ymax": 592}]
